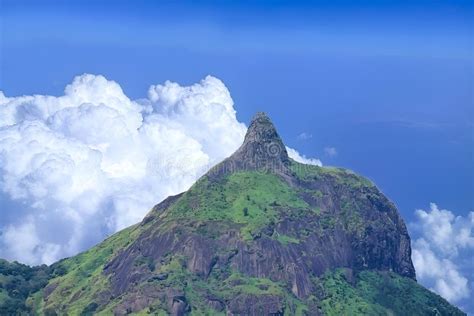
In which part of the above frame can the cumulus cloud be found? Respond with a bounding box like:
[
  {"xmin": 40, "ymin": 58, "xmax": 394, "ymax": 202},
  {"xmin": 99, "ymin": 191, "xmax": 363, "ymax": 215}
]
[
  {"xmin": 410, "ymin": 203, "xmax": 473, "ymax": 305},
  {"xmin": 0, "ymin": 74, "xmax": 320, "ymax": 265}
]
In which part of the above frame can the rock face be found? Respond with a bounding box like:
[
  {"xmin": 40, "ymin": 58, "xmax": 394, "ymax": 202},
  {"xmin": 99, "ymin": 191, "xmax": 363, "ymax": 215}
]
[
  {"xmin": 30, "ymin": 113, "xmax": 466, "ymax": 316},
  {"xmin": 224, "ymin": 112, "xmax": 290, "ymax": 172},
  {"xmin": 206, "ymin": 112, "xmax": 293, "ymax": 183},
  {"xmin": 101, "ymin": 112, "xmax": 415, "ymax": 314}
]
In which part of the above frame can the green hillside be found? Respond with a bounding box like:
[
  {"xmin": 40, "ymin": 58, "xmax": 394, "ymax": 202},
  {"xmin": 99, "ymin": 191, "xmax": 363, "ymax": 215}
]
[{"xmin": 0, "ymin": 113, "xmax": 466, "ymax": 315}]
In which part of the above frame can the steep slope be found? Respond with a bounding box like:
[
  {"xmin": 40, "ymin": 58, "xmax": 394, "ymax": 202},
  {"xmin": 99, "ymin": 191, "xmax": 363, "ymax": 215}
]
[{"xmin": 20, "ymin": 112, "xmax": 465, "ymax": 315}]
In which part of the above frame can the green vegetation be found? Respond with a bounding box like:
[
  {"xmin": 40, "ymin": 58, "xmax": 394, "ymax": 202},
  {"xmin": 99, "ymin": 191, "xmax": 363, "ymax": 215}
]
[
  {"xmin": 319, "ymin": 270, "xmax": 386, "ymax": 315},
  {"xmin": 35, "ymin": 224, "xmax": 141, "ymax": 314},
  {"xmin": 319, "ymin": 269, "xmax": 465, "ymax": 316},
  {"xmin": 275, "ymin": 234, "xmax": 300, "ymax": 245},
  {"xmin": 289, "ymin": 159, "xmax": 374, "ymax": 189},
  {"xmin": 105, "ymin": 252, "xmax": 307, "ymax": 315},
  {"xmin": 0, "ymin": 260, "xmax": 52, "ymax": 315},
  {"xmin": 49, "ymin": 256, "xmax": 462, "ymax": 316},
  {"xmin": 167, "ymin": 171, "xmax": 310, "ymax": 240},
  {"xmin": 181, "ymin": 266, "xmax": 307, "ymax": 315},
  {"xmin": 313, "ymin": 190, "xmax": 324, "ymax": 199},
  {"xmin": 339, "ymin": 197, "xmax": 365, "ymax": 235},
  {"xmin": 289, "ymin": 159, "xmax": 374, "ymax": 236},
  {"xmin": 4, "ymin": 160, "xmax": 463, "ymax": 315},
  {"xmin": 220, "ymin": 273, "xmax": 284, "ymax": 296},
  {"xmin": 1, "ymin": 114, "xmax": 466, "ymax": 315}
]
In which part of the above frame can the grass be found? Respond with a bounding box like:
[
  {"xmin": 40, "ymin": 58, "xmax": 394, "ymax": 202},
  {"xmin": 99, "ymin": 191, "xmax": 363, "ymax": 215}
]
[
  {"xmin": 289, "ymin": 159, "xmax": 374, "ymax": 189},
  {"xmin": 36, "ymin": 224, "xmax": 141, "ymax": 314},
  {"xmin": 121, "ymin": 254, "xmax": 307, "ymax": 315},
  {"xmin": 220, "ymin": 273, "xmax": 285, "ymax": 297},
  {"xmin": 21, "ymin": 163, "xmax": 464, "ymax": 315},
  {"xmin": 319, "ymin": 269, "xmax": 466, "ymax": 316},
  {"xmin": 319, "ymin": 270, "xmax": 385, "ymax": 315},
  {"xmin": 275, "ymin": 234, "xmax": 300, "ymax": 245},
  {"xmin": 167, "ymin": 171, "xmax": 310, "ymax": 240},
  {"xmin": 356, "ymin": 270, "xmax": 465, "ymax": 315},
  {"xmin": 339, "ymin": 197, "xmax": 365, "ymax": 236},
  {"xmin": 205, "ymin": 272, "xmax": 310, "ymax": 315},
  {"xmin": 26, "ymin": 170, "xmax": 313, "ymax": 314}
]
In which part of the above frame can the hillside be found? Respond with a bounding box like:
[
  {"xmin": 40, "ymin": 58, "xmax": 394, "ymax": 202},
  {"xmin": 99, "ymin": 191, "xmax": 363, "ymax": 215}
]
[{"xmin": 1, "ymin": 112, "xmax": 465, "ymax": 315}]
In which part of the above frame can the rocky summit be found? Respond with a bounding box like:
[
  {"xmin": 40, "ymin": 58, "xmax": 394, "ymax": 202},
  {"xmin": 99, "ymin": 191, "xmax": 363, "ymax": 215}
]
[{"xmin": 1, "ymin": 113, "xmax": 465, "ymax": 315}]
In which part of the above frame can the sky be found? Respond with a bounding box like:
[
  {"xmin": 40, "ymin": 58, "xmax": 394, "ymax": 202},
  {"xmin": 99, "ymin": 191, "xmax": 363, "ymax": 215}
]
[{"xmin": 0, "ymin": 0, "xmax": 473, "ymax": 313}]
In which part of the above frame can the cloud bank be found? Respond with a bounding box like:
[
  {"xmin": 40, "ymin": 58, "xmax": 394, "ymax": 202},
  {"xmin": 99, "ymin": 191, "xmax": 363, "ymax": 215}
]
[
  {"xmin": 0, "ymin": 74, "xmax": 320, "ymax": 265},
  {"xmin": 410, "ymin": 203, "xmax": 473, "ymax": 308}
]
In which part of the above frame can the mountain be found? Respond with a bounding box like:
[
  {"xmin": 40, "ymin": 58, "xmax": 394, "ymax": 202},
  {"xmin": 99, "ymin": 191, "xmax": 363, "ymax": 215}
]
[{"xmin": 2, "ymin": 113, "xmax": 465, "ymax": 315}]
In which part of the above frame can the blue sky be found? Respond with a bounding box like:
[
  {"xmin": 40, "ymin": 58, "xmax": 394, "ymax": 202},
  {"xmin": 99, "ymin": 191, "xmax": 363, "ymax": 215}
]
[
  {"xmin": 1, "ymin": 0, "xmax": 473, "ymax": 312},
  {"xmin": 2, "ymin": 0, "xmax": 472, "ymax": 218}
]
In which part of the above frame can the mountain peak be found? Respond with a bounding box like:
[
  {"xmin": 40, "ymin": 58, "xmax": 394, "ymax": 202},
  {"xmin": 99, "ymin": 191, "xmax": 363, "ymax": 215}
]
[
  {"xmin": 225, "ymin": 112, "xmax": 289, "ymax": 173},
  {"xmin": 26, "ymin": 111, "xmax": 465, "ymax": 316},
  {"xmin": 245, "ymin": 112, "xmax": 282, "ymax": 142}
]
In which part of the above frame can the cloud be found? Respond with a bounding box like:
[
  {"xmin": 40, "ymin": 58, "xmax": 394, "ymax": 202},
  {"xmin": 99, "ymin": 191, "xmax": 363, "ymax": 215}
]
[
  {"xmin": 412, "ymin": 239, "xmax": 469, "ymax": 303},
  {"xmin": 2, "ymin": 216, "xmax": 61, "ymax": 265},
  {"xmin": 410, "ymin": 203, "xmax": 473, "ymax": 306},
  {"xmin": 324, "ymin": 147, "xmax": 338, "ymax": 157},
  {"xmin": 413, "ymin": 203, "xmax": 474, "ymax": 256},
  {"xmin": 297, "ymin": 132, "xmax": 312, "ymax": 140},
  {"xmin": 0, "ymin": 74, "xmax": 320, "ymax": 265},
  {"xmin": 286, "ymin": 147, "xmax": 322, "ymax": 166}
]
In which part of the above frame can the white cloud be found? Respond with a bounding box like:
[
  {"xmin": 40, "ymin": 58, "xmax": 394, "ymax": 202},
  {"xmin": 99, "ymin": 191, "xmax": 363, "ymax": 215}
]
[
  {"xmin": 297, "ymin": 132, "xmax": 312, "ymax": 140},
  {"xmin": 0, "ymin": 74, "xmax": 320, "ymax": 265},
  {"xmin": 286, "ymin": 147, "xmax": 322, "ymax": 166},
  {"xmin": 410, "ymin": 203, "xmax": 473, "ymax": 304},
  {"xmin": 413, "ymin": 203, "xmax": 474, "ymax": 256},
  {"xmin": 412, "ymin": 239, "xmax": 470, "ymax": 302},
  {"xmin": 324, "ymin": 146, "xmax": 338, "ymax": 157},
  {"xmin": 2, "ymin": 216, "xmax": 61, "ymax": 265}
]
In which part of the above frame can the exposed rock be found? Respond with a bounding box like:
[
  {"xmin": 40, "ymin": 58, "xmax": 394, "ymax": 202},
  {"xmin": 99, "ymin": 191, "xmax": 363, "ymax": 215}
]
[
  {"xmin": 226, "ymin": 293, "xmax": 285, "ymax": 316},
  {"xmin": 206, "ymin": 296, "xmax": 225, "ymax": 312},
  {"xmin": 141, "ymin": 193, "xmax": 184, "ymax": 225},
  {"xmin": 42, "ymin": 282, "xmax": 58, "ymax": 300},
  {"xmin": 208, "ymin": 112, "xmax": 293, "ymax": 180},
  {"xmin": 29, "ymin": 112, "xmax": 465, "ymax": 316},
  {"xmin": 98, "ymin": 113, "xmax": 417, "ymax": 315}
]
